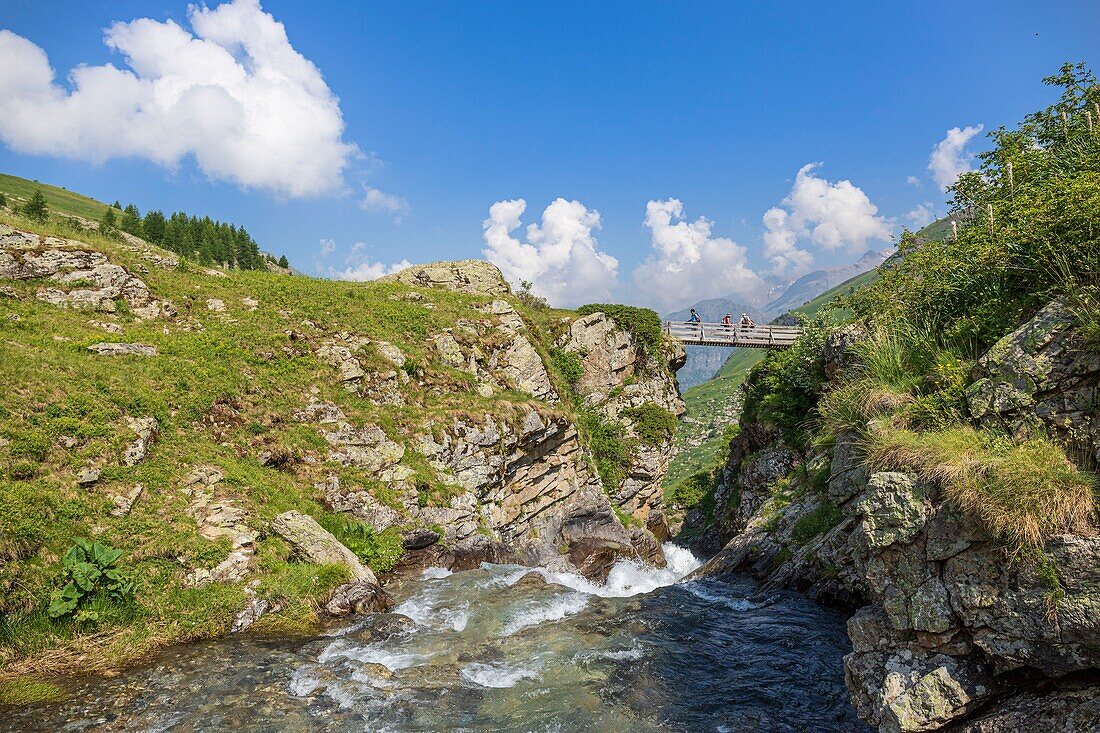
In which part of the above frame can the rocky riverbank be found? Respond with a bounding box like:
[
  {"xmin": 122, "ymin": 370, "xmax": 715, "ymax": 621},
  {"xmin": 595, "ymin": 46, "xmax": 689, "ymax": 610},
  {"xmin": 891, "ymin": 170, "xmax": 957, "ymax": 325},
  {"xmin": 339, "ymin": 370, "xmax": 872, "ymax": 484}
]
[
  {"xmin": 0, "ymin": 222, "xmax": 681, "ymax": 684},
  {"xmin": 691, "ymin": 300, "xmax": 1100, "ymax": 731}
]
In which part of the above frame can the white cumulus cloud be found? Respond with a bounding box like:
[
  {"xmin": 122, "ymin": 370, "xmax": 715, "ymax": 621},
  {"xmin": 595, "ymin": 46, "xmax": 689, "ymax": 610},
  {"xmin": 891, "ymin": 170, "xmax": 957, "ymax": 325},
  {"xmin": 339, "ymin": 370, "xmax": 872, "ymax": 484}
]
[
  {"xmin": 905, "ymin": 203, "xmax": 936, "ymax": 229},
  {"xmin": 329, "ymin": 241, "xmax": 411, "ymax": 282},
  {"xmin": 762, "ymin": 163, "xmax": 893, "ymax": 275},
  {"xmin": 360, "ymin": 187, "xmax": 410, "ymax": 222},
  {"xmin": 482, "ymin": 198, "xmax": 619, "ymax": 307},
  {"xmin": 0, "ymin": 0, "xmax": 357, "ymax": 197},
  {"xmin": 928, "ymin": 125, "xmax": 984, "ymax": 191},
  {"xmin": 633, "ymin": 199, "xmax": 765, "ymax": 312}
]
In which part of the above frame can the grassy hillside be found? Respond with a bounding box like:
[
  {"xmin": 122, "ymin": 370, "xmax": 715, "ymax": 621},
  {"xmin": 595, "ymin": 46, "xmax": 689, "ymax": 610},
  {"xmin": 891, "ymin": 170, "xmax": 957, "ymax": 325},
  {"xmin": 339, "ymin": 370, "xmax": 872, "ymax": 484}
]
[
  {"xmin": 0, "ymin": 205, "xmax": 597, "ymax": 684},
  {"xmin": 0, "ymin": 173, "xmax": 111, "ymax": 222}
]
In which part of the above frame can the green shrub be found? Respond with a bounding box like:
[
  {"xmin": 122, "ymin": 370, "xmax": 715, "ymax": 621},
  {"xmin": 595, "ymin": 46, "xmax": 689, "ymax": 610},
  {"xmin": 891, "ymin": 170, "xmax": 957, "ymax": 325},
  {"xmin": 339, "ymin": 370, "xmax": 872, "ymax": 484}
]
[
  {"xmin": 790, "ymin": 501, "xmax": 843, "ymax": 545},
  {"xmin": 623, "ymin": 402, "xmax": 677, "ymax": 446},
  {"xmin": 48, "ymin": 539, "xmax": 135, "ymax": 622},
  {"xmin": 741, "ymin": 315, "xmax": 831, "ymax": 447},
  {"xmin": 667, "ymin": 467, "xmax": 719, "ymax": 521},
  {"xmin": 319, "ymin": 516, "xmax": 406, "ymax": 573},
  {"xmin": 575, "ymin": 304, "xmax": 664, "ymax": 362},
  {"xmin": 576, "ymin": 409, "xmax": 632, "ymax": 492},
  {"xmin": 549, "ymin": 347, "xmax": 585, "ymax": 391},
  {"xmin": 9, "ymin": 430, "xmax": 51, "ymax": 461}
]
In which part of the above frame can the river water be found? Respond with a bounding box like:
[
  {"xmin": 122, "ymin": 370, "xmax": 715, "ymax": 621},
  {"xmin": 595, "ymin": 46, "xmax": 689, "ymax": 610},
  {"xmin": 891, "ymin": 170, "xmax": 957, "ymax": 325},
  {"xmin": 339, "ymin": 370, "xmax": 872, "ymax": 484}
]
[{"xmin": 6, "ymin": 546, "xmax": 868, "ymax": 732}]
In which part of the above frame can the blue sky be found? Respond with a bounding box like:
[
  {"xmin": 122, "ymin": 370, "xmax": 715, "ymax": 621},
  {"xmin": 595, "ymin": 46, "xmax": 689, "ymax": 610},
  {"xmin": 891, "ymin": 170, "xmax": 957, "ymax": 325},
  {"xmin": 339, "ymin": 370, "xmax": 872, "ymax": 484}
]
[{"xmin": 0, "ymin": 0, "xmax": 1097, "ymax": 311}]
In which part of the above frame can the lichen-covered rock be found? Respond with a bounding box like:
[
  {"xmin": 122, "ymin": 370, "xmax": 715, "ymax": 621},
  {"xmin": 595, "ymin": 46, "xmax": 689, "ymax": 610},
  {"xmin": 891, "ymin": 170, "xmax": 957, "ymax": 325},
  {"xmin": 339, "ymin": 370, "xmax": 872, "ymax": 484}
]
[
  {"xmin": 967, "ymin": 297, "xmax": 1100, "ymax": 465},
  {"xmin": 381, "ymin": 260, "xmax": 511, "ymax": 295},
  {"xmin": 856, "ymin": 472, "xmax": 933, "ymax": 549},
  {"xmin": 271, "ymin": 510, "xmax": 375, "ymax": 582},
  {"xmin": 122, "ymin": 416, "xmax": 158, "ymax": 466},
  {"xmin": 945, "ymin": 682, "xmax": 1100, "ymax": 732},
  {"xmin": 823, "ymin": 323, "xmax": 866, "ymax": 381},
  {"xmin": 322, "ymin": 422, "xmax": 410, "ymax": 484},
  {"xmin": 491, "ymin": 333, "xmax": 557, "ymax": 401},
  {"xmin": 109, "ymin": 484, "xmax": 143, "ymax": 517},
  {"xmin": 87, "ymin": 342, "xmax": 157, "ymax": 356},
  {"xmin": 0, "ymin": 230, "xmax": 174, "ymax": 317},
  {"xmin": 324, "ymin": 579, "xmax": 391, "ymax": 617},
  {"xmin": 317, "ymin": 474, "xmax": 403, "ymax": 532}
]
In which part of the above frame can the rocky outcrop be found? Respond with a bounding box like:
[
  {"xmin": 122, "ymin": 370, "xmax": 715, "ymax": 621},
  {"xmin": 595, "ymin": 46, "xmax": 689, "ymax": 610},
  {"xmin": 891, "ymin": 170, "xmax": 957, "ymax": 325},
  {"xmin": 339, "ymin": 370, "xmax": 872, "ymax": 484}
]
[
  {"xmin": 414, "ymin": 408, "xmax": 639, "ymax": 576},
  {"xmin": 0, "ymin": 225, "xmax": 173, "ymax": 318},
  {"xmin": 381, "ymin": 260, "xmax": 511, "ymax": 296},
  {"xmin": 967, "ymin": 298, "xmax": 1099, "ymax": 467},
  {"xmin": 560, "ymin": 312, "xmax": 686, "ymax": 520},
  {"xmin": 87, "ymin": 342, "xmax": 158, "ymax": 357},
  {"xmin": 695, "ymin": 300, "xmax": 1100, "ymax": 732}
]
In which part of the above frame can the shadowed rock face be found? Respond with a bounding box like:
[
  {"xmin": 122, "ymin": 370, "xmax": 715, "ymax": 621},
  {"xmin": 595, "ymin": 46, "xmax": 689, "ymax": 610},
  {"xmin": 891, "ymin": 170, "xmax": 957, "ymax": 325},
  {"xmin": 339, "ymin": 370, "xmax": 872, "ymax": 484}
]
[{"xmin": 693, "ymin": 300, "xmax": 1100, "ymax": 732}]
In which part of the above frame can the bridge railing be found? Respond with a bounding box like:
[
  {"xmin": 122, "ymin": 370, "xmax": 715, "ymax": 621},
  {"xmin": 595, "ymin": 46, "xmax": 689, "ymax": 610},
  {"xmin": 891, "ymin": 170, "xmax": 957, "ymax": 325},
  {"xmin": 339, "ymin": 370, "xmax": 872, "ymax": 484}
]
[{"xmin": 663, "ymin": 321, "xmax": 802, "ymax": 348}]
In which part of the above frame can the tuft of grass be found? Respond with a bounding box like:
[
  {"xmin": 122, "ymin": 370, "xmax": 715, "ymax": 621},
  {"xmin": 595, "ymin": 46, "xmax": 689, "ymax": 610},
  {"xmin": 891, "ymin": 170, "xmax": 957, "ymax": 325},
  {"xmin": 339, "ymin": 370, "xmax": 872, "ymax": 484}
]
[
  {"xmin": 864, "ymin": 425, "xmax": 1096, "ymax": 549},
  {"xmin": 790, "ymin": 501, "xmax": 843, "ymax": 546},
  {"xmin": 0, "ymin": 677, "xmax": 65, "ymax": 706}
]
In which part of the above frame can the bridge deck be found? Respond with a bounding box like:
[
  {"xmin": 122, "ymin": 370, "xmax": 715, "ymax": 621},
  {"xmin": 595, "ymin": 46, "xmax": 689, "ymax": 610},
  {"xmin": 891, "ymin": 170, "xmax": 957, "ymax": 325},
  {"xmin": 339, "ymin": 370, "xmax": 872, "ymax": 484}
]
[{"xmin": 664, "ymin": 321, "xmax": 801, "ymax": 349}]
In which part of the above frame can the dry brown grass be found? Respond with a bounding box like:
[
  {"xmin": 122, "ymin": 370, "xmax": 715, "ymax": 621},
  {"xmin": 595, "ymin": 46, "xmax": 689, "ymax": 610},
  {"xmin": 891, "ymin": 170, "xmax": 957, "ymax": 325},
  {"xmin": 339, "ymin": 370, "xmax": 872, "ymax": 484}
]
[{"xmin": 865, "ymin": 425, "xmax": 1096, "ymax": 548}]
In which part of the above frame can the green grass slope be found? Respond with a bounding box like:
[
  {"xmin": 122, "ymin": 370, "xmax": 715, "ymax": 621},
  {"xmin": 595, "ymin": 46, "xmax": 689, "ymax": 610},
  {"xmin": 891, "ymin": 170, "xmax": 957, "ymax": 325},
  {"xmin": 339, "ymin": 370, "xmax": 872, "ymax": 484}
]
[{"xmin": 0, "ymin": 173, "xmax": 112, "ymax": 222}]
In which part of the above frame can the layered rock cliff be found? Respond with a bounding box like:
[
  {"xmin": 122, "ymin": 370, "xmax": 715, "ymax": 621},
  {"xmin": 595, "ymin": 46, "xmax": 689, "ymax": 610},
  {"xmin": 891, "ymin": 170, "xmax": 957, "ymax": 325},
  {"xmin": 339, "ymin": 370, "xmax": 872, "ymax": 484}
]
[{"xmin": 693, "ymin": 301, "xmax": 1100, "ymax": 732}]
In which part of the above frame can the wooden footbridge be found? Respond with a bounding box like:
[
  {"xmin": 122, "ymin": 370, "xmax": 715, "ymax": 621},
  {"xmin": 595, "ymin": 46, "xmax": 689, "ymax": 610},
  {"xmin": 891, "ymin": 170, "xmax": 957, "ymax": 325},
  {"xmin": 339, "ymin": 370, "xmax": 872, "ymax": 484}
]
[{"xmin": 664, "ymin": 321, "xmax": 802, "ymax": 349}]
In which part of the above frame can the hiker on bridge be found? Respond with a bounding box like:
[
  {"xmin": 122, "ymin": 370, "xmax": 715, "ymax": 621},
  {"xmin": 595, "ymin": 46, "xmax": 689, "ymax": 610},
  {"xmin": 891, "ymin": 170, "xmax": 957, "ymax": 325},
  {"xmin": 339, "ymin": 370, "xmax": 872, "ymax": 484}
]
[
  {"xmin": 689, "ymin": 308, "xmax": 702, "ymax": 337},
  {"xmin": 722, "ymin": 313, "xmax": 733, "ymax": 337},
  {"xmin": 740, "ymin": 313, "xmax": 756, "ymax": 329}
]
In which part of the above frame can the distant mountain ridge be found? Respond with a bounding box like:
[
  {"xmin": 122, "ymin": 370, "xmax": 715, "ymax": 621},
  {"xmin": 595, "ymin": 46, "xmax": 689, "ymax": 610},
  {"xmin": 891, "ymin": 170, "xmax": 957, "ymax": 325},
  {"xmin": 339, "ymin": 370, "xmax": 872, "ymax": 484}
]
[
  {"xmin": 762, "ymin": 248, "xmax": 892, "ymax": 317},
  {"xmin": 667, "ymin": 248, "xmax": 892, "ymax": 388}
]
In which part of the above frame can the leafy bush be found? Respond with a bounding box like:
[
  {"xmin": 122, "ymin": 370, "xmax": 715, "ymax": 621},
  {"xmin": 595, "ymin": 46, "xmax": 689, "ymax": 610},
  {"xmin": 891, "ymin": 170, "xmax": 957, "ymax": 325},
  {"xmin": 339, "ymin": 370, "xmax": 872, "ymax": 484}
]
[
  {"xmin": 846, "ymin": 63, "xmax": 1100, "ymax": 349},
  {"xmin": 864, "ymin": 425, "xmax": 1096, "ymax": 549},
  {"xmin": 48, "ymin": 539, "xmax": 135, "ymax": 622},
  {"xmin": 548, "ymin": 347, "xmax": 585, "ymax": 391},
  {"xmin": 667, "ymin": 467, "xmax": 719, "ymax": 521},
  {"xmin": 319, "ymin": 515, "xmax": 405, "ymax": 573},
  {"xmin": 575, "ymin": 303, "xmax": 664, "ymax": 363},
  {"xmin": 741, "ymin": 315, "xmax": 831, "ymax": 447},
  {"xmin": 623, "ymin": 402, "xmax": 677, "ymax": 446},
  {"xmin": 790, "ymin": 501, "xmax": 843, "ymax": 546},
  {"xmin": 576, "ymin": 409, "xmax": 632, "ymax": 492}
]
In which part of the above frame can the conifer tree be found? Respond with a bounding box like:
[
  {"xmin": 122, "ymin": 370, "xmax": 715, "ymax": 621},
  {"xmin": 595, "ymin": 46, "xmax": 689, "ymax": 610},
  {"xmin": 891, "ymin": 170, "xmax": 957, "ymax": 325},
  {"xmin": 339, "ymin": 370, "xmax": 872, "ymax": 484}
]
[
  {"xmin": 278, "ymin": 255, "xmax": 290, "ymax": 269},
  {"xmin": 0, "ymin": 192, "xmax": 7, "ymax": 208},
  {"xmin": 22, "ymin": 189, "xmax": 48, "ymax": 222},
  {"xmin": 100, "ymin": 206, "xmax": 117, "ymax": 233},
  {"xmin": 120, "ymin": 204, "xmax": 143, "ymax": 237},
  {"xmin": 142, "ymin": 210, "xmax": 166, "ymax": 244}
]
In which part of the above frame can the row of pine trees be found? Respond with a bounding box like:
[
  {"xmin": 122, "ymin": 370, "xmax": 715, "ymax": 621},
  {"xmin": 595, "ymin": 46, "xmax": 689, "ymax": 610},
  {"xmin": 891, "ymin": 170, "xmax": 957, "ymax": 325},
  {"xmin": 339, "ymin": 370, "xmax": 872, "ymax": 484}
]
[{"xmin": 102, "ymin": 201, "xmax": 281, "ymax": 270}]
